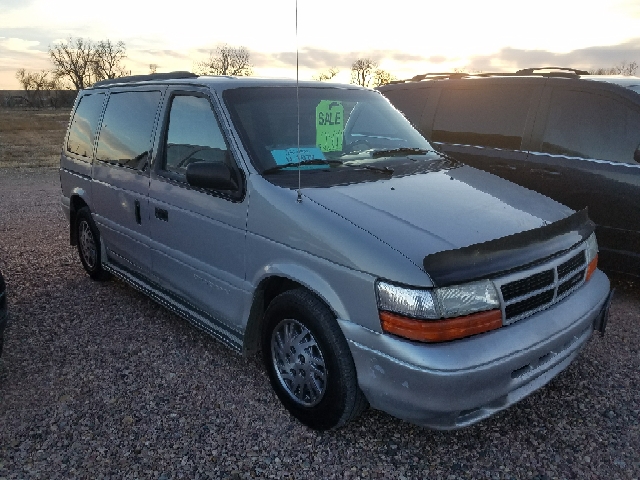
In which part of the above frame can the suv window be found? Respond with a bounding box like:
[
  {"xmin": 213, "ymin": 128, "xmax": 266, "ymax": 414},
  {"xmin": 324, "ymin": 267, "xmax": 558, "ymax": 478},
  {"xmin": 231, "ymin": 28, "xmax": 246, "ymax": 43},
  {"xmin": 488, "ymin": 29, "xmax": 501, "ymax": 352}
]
[
  {"xmin": 541, "ymin": 89, "xmax": 640, "ymax": 164},
  {"xmin": 96, "ymin": 90, "xmax": 161, "ymax": 169},
  {"xmin": 162, "ymin": 95, "xmax": 231, "ymax": 176},
  {"xmin": 432, "ymin": 86, "xmax": 533, "ymax": 149},
  {"xmin": 66, "ymin": 93, "xmax": 105, "ymax": 160}
]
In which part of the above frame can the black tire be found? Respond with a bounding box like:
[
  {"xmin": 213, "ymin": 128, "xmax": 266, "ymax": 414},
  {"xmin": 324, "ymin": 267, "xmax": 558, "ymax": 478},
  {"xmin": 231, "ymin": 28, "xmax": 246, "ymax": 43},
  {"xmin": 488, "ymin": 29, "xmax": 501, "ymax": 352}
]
[
  {"xmin": 76, "ymin": 207, "xmax": 110, "ymax": 281},
  {"xmin": 262, "ymin": 289, "xmax": 368, "ymax": 430}
]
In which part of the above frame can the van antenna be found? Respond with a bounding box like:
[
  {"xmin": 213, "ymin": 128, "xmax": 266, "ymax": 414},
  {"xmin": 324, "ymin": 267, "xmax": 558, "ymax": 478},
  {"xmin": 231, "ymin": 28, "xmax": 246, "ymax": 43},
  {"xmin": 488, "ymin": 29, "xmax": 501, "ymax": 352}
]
[{"xmin": 296, "ymin": 0, "xmax": 302, "ymax": 203}]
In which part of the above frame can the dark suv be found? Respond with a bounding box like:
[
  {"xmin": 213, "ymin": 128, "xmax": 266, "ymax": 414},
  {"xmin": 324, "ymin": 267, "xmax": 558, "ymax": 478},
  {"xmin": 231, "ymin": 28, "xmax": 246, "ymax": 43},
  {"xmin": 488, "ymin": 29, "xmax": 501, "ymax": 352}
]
[{"xmin": 378, "ymin": 68, "xmax": 640, "ymax": 276}]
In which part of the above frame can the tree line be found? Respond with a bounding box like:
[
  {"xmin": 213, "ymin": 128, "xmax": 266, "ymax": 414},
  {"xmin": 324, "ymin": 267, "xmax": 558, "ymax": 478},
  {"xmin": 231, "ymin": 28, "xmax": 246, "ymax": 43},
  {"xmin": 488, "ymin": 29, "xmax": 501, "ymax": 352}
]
[
  {"xmin": 15, "ymin": 37, "xmax": 398, "ymax": 99},
  {"xmin": 13, "ymin": 37, "xmax": 640, "ymax": 106}
]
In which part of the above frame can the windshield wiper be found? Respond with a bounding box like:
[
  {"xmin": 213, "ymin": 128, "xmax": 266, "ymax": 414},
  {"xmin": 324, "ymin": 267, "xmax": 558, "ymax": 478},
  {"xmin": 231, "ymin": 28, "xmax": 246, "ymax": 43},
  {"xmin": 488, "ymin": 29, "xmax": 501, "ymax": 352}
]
[
  {"xmin": 371, "ymin": 147, "xmax": 430, "ymax": 158},
  {"xmin": 262, "ymin": 159, "xmax": 342, "ymax": 174},
  {"xmin": 359, "ymin": 164, "xmax": 394, "ymax": 174}
]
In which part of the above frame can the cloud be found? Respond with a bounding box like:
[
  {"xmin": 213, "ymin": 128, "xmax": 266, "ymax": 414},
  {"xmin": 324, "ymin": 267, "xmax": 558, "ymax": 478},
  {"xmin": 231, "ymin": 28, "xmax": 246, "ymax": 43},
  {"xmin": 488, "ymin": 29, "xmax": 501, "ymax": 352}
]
[
  {"xmin": 0, "ymin": 36, "xmax": 50, "ymax": 73},
  {"xmin": 250, "ymin": 47, "xmax": 432, "ymax": 70},
  {"xmin": 0, "ymin": 37, "xmax": 42, "ymax": 53},
  {"xmin": 428, "ymin": 56, "xmax": 448, "ymax": 64},
  {"xmin": 615, "ymin": 0, "xmax": 640, "ymax": 18},
  {"xmin": 0, "ymin": 0, "xmax": 38, "ymax": 13},
  {"xmin": 136, "ymin": 49, "xmax": 192, "ymax": 61},
  {"xmin": 467, "ymin": 38, "xmax": 640, "ymax": 72}
]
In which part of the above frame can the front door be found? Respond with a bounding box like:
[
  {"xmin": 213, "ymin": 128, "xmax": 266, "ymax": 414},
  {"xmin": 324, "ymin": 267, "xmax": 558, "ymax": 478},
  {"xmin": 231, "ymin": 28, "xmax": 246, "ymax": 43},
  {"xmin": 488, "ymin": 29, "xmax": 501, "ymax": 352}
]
[{"xmin": 148, "ymin": 88, "xmax": 249, "ymax": 336}]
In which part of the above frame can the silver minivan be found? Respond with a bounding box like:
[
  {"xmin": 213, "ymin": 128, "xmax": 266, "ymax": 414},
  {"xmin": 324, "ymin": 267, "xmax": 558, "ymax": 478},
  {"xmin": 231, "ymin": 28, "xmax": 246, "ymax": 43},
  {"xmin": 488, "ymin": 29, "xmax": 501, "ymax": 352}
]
[{"xmin": 60, "ymin": 73, "xmax": 612, "ymax": 430}]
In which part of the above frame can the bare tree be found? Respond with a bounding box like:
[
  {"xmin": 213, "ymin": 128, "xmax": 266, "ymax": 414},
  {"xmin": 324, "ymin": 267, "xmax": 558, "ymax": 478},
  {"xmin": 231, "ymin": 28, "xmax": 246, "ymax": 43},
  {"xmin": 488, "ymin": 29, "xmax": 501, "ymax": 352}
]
[
  {"xmin": 372, "ymin": 69, "xmax": 397, "ymax": 87},
  {"xmin": 91, "ymin": 40, "xmax": 127, "ymax": 82},
  {"xmin": 15, "ymin": 69, "xmax": 69, "ymax": 107},
  {"xmin": 313, "ymin": 67, "xmax": 339, "ymax": 81},
  {"xmin": 589, "ymin": 61, "xmax": 638, "ymax": 76},
  {"xmin": 195, "ymin": 44, "xmax": 253, "ymax": 76},
  {"xmin": 49, "ymin": 37, "xmax": 128, "ymax": 89},
  {"xmin": 350, "ymin": 58, "xmax": 378, "ymax": 87},
  {"xmin": 149, "ymin": 64, "xmax": 158, "ymax": 74},
  {"xmin": 49, "ymin": 37, "xmax": 95, "ymax": 90},
  {"xmin": 615, "ymin": 61, "xmax": 638, "ymax": 76}
]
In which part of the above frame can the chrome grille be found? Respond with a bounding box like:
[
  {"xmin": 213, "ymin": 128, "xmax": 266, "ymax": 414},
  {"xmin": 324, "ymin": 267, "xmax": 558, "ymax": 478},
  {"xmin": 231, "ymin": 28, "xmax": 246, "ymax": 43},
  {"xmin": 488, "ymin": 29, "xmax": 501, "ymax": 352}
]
[{"xmin": 497, "ymin": 250, "xmax": 587, "ymax": 324}]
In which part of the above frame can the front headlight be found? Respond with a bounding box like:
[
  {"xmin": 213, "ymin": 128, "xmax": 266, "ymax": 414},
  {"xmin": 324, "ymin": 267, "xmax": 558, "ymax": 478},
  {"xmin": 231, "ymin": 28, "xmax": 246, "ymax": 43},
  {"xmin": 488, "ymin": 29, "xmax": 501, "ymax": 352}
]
[
  {"xmin": 376, "ymin": 281, "xmax": 439, "ymax": 319},
  {"xmin": 376, "ymin": 280, "xmax": 502, "ymax": 342},
  {"xmin": 435, "ymin": 280, "xmax": 500, "ymax": 318}
]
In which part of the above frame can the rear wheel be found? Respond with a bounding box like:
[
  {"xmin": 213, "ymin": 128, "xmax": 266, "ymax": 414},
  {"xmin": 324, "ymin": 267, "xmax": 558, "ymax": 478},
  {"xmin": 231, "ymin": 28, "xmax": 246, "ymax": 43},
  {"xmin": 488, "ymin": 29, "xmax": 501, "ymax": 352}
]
[
  {"xmin": 262, "ymin": 289, "xmax": 367, "ymax": 430},
  {"xmin": 76, "ymin": 207, "xmax": 110, "ymax": 281}
]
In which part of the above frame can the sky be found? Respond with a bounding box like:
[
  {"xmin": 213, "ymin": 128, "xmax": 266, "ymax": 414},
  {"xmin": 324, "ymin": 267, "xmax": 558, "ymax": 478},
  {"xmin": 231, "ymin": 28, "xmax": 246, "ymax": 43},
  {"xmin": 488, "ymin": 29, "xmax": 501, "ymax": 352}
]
[{"xmin": 1, "ymin": 0, "xmax": 640, "ymax": 89}]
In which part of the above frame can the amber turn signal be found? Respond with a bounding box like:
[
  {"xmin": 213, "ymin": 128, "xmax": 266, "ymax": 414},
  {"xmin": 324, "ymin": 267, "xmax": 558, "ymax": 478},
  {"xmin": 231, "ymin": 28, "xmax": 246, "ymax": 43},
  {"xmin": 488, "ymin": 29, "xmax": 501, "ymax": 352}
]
[
  {"xmin": 586, "ymin": 254, "xmax": 598, "ymax": 281},
  {"xmin": 380, "ymin": 309, "xmax": 503, "ymax": 343}
]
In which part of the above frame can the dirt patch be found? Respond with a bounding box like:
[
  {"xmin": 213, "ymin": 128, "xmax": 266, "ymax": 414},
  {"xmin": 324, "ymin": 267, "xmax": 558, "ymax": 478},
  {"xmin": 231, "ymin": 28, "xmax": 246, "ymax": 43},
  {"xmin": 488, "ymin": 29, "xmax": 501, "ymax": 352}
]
[{"xmin": 0, "ymin": 108, "xmax": 72, "ymax": 168}]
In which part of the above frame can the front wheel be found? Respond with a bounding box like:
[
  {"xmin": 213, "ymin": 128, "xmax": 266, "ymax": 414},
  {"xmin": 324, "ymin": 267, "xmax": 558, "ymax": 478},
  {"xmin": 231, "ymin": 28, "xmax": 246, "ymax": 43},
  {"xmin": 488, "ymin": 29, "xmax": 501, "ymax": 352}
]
[
  {"xmin": 262, "ymin": 289, "xmax": 367, "ymax": 430},
  {"xmin": 76, "ymin": 207, "xmax": 110, "ymax": 281}
]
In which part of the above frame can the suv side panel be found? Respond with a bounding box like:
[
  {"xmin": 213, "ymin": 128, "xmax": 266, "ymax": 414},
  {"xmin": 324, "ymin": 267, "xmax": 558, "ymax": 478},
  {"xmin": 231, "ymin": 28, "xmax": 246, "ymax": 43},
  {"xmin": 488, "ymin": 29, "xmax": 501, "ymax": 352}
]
[{"xmin": 525, "ymin": 80, "xmax": 640, "ymax": 273}]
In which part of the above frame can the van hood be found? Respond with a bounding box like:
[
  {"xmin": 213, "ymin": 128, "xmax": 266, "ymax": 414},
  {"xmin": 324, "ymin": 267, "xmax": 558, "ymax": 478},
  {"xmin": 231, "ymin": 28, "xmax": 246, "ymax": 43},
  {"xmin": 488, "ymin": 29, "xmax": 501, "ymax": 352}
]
[{"xmin": 302, "ymin": 165, "xmax": 577, "ymax": 281}]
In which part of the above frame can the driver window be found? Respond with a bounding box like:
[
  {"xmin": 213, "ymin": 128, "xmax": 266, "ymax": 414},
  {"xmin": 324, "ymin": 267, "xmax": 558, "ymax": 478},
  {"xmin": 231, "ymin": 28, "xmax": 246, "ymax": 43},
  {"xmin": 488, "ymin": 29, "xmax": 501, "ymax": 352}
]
[{"xmin": 163, "ymin": 95, "xmax": 230, "ymax": 175}]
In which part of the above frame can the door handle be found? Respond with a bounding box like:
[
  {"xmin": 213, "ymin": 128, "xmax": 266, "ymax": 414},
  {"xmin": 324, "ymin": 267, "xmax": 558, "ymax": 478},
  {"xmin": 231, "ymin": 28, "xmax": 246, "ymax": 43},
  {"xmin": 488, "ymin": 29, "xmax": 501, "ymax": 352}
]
[
  {"xmin": 134, "ymin": 200, "xmax": 141, "ymax": 224},
  {"xmin": 155, "ymin": 207, "xmax": 168, "ymax": 221}
]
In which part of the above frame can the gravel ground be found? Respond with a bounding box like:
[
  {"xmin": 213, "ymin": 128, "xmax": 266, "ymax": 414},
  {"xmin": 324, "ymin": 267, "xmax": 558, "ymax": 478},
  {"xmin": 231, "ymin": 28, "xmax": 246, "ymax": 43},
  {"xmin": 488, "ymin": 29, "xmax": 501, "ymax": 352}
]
[{"xmin": 0, "ymin": 167, "xmax": 638, "ymax": 480}]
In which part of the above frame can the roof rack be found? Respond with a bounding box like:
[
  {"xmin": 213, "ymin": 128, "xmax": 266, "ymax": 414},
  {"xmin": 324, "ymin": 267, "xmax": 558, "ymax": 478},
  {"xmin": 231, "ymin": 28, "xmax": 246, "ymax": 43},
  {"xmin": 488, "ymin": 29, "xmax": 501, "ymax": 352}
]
[
  {"xmin": 515, "ymin": 67, "xmax": 589, "ymax": 76},
  {"xmin": 386, "ymin": 67, "xmax": 591, "ymax": 85},
  {"xmin": 92, "ymin": 71, "xmax": 198, "ymax": 88}
]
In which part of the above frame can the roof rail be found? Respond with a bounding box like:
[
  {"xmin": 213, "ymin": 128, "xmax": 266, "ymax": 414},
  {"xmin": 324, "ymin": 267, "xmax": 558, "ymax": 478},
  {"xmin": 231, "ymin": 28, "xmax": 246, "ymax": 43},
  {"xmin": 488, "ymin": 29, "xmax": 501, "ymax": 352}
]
[
  {"xmin": 387, "ymin": 72, "xmax": 472, "ymax": 84},
  {"xmin": 92, "ymin": 71, "xmax": 198, "ymax": 88},
  {"xmin": 385, "ymin": 67, "xmax": 591, "ymax": 85},
  {"xmin": 515, "ymin": 67, "xmax": 589, "ymax": 76}
]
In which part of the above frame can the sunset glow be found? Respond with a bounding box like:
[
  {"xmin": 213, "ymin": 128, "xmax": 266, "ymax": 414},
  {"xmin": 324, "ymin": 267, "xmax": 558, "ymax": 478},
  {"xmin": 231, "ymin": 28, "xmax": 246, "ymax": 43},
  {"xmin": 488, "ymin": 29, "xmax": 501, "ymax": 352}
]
[{"xmin": 1, "ymin": 0, "xmax": 640, "ymax": 88}]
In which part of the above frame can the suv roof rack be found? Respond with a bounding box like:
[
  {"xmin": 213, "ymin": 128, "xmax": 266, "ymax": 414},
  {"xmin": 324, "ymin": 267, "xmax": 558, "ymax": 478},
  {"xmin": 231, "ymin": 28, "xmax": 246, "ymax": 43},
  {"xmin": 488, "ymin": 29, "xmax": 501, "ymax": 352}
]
[
  {"xmin": 515, "ymin": 67, "xmax": 590, "ymax": 76},
  {"xmin": 92, "ymin": 71, "xmax": 198, "ymax": 88},
  {"xmin": 386, "ymin": 67, "xmax": 591, "ymax": 85}
]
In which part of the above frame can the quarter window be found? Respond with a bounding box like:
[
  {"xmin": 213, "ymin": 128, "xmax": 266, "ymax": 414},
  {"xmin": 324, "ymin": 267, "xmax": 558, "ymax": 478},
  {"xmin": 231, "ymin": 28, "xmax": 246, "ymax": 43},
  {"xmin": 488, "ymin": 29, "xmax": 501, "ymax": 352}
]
[
  {"xmin": 541, "ymin": 89, "xmax": 640, "ymax": 164},
  {"xmin": 432, "ymin": 87, "xmax": 533, "ymax": 150},
  {"xmin": 66, "ymin": 93, "xmax": 105, "ymax": 160},
  {"xmin": 96, "ymin": 91, "xmax": 161, "ymax": 169},
  {"xmin": 162, "ymin": 95, "xmax": 231, "ymax": 175}
]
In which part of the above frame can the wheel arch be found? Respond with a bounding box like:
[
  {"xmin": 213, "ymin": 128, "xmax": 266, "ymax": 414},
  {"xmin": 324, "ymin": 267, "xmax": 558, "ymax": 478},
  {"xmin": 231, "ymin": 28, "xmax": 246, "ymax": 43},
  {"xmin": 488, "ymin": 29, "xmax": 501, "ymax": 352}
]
[
  {"xmin": 242, "ymin": 264, "xmax": 350, "ymax": 356},
  {"xmin": 69, "ymin": 190, "xmax": 89, "ymax": 246}
]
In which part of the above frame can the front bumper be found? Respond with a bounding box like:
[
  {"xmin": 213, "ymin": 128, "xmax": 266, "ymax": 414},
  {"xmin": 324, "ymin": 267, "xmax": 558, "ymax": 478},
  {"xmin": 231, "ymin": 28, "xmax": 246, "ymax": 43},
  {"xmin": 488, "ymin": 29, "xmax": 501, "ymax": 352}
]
[{"xmin": 340, "ymin": 269, "xmax": 610, "ymax": 429}]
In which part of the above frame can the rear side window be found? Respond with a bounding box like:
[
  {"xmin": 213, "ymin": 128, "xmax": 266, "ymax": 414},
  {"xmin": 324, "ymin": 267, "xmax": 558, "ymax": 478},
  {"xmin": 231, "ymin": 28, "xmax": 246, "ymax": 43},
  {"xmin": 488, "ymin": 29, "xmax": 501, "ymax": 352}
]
[
  {"xmin": 432, "ymin": 86, "xmax": 533, "ymax": 149},
  {"xmin": 541, "ymin": 89, "xmax": 640, "ymax": 164},
  {"xmin": 66, "ymin": 93, "xmax": 105, "ymax": 160},
  {"xmin": 96, "ymin": 90, "xmax": 161, "ymax": 169}
]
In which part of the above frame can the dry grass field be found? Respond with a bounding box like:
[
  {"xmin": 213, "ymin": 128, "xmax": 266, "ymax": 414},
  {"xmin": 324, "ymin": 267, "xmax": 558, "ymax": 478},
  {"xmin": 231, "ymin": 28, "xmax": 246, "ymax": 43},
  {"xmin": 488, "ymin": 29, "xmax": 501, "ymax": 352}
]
[{"xmin": 0, "ymin": 108, "xmax": 71, "ymax": 168}]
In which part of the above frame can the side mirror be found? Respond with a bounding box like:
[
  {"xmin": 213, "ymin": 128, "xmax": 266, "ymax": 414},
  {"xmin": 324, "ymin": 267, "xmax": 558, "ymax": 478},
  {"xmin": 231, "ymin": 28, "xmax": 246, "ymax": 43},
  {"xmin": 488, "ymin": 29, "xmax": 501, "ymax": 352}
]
[
  {"xmin": 634, "ymin": 146, "xmax": 640, "ymax": 164},
  {"xmin": 186, "ymin": 161, "xmax": 238, "ymax": 190}
]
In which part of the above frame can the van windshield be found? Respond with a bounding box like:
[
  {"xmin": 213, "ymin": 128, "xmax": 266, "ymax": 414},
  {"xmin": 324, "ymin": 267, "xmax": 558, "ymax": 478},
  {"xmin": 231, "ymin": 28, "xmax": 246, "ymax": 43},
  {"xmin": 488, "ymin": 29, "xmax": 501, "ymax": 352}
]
[{"xmin": 223, "ymin": 86, "xmax": 434, "ymax": 179}]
